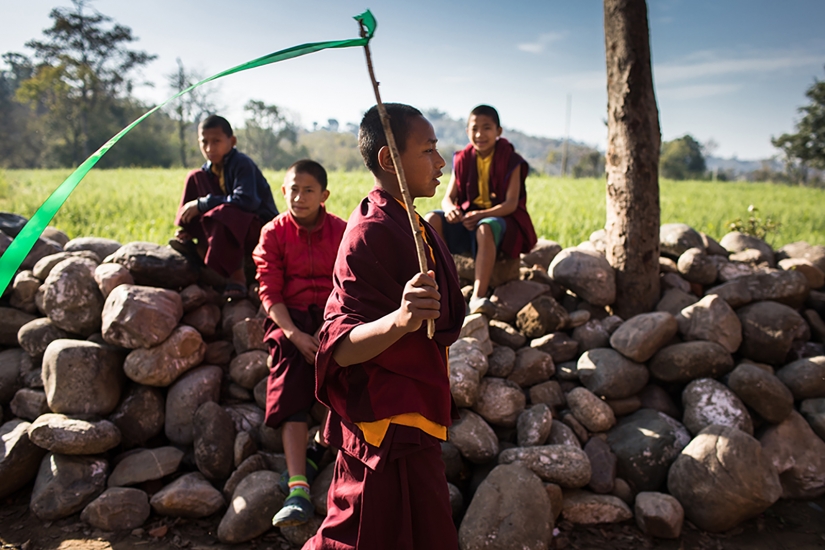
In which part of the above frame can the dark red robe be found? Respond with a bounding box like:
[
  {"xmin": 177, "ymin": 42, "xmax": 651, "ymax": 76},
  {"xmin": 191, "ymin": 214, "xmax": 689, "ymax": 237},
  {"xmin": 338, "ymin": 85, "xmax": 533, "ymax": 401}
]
[
  {"xmin": 452, "ymin": 137, "xmax": 537, "ymax": 258},
  {"xmin": 304, "ymin": 186, "xmax": 464, "ymax": 550}
]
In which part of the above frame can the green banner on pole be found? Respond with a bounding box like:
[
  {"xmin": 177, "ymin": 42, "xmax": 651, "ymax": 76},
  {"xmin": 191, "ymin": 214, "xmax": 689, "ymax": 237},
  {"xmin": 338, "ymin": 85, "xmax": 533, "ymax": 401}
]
[{"xmin": 0, "ymin": 10, "xmax": 376, "ymax": 295}]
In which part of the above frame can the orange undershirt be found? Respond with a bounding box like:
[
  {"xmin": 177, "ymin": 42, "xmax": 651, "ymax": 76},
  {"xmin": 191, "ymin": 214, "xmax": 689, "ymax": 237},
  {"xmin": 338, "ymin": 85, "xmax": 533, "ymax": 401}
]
[
  {"xmin": 210, "ymin": 163, "xmax": 226, "ymax": 194},
  {"xmin": 355, "ymin": 200, "xmax": 449, "ymax": 447}
]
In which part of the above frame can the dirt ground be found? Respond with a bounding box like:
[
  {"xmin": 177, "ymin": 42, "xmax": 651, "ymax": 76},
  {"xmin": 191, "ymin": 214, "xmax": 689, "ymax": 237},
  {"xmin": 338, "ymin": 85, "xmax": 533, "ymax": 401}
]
[{"xmin": 1, "ymin": 485, "xmax": 823, "ymax": 550}]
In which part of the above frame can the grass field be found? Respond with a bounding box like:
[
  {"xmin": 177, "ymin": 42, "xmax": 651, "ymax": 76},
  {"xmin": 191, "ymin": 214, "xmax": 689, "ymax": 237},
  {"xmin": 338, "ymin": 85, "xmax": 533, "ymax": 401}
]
[{"xmin": 1, "ymin": 168, "xmax": 824, "ymax": 249}]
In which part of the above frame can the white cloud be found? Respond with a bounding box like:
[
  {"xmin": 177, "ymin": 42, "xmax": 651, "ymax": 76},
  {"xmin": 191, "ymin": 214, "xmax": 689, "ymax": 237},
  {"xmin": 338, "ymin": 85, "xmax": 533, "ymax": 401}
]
[
  {"xmin": 517, "ymin": 32, "xmax": 566, "ymax": 54},
  {"xmin": 655, "ymin": 52, "xmax": 823, "ymax": 84},
  {"xmin": 657, "ymin": 83, "xmax": 741, "ymax": 100}
]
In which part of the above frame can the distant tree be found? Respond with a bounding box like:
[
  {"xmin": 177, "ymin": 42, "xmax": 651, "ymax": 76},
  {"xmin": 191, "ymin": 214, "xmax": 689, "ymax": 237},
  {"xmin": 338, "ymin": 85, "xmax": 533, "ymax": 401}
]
[
  {"xmin": 14, "ymin": 0, "xmax": 156, "ymax": 164},
  {"xmin": 572, "ymin": 151, "xmax": 606, "ymax": 178},
  {"xmin": 0, "ymin": 53, "xmax": 41, "ymax": 167},
  {"xmin": 166, "ymin": 58, "xmax": 221, "ymax": 167},
  {"xmin": 772, "ymin": 67, "xmax": 825, "ymax": 184},
  {"xmin": 659, "ymin": 135, "xmax": 705, "ymax": 180},
  {"xmin": 298, "ymin": 130, "xmax": 364, "ymax": 171},
  {"xmin": 239, "ymin": 100, "xmax": 306, "ymax": 169}
]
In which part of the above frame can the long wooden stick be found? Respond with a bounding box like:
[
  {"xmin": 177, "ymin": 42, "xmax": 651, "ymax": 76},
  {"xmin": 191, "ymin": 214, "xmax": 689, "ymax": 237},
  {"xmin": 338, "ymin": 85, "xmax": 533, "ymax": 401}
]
[{"xmin": 359, "ymin": 22, "xmax": 435, "ymax": 339}]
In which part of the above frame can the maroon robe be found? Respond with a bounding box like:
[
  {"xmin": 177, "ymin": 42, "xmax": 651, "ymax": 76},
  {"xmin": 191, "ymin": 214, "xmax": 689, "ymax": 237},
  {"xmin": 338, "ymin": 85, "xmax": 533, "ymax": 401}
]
[
  {"xmin": 452, "ymin": 138, "xmax": 537, "ymax": 258},
  {"xmin": 304, "ymin": 186, "xmax": 464, "ymax": 550},
  {"xmin": 175, "ymin": 169, "xmax": 262, "ymax": 277}
]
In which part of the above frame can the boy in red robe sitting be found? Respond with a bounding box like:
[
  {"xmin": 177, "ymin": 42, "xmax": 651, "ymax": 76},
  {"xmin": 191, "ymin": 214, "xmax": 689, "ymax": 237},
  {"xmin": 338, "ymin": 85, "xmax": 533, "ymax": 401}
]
[
  {"xmin": 252, "ymin": 159, "xmax": 347, "ymax": 526},
  {"xmin": 303, "ymin": 104, "xmax": 465, "ymax": 550},
  {"xmin": 172, "ymin": 115, "xmax": 279, "ymax": 299},
  {"xmin": 425, "ymin": 104, "xmax": 537, "ymax": 316}
]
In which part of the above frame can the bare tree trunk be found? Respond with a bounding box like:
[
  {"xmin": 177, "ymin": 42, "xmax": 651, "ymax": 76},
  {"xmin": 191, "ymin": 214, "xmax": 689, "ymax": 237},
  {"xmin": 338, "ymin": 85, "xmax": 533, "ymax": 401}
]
[{"xmin": 604, "ymin": 0, "xmax": 661, "ymax": 318}]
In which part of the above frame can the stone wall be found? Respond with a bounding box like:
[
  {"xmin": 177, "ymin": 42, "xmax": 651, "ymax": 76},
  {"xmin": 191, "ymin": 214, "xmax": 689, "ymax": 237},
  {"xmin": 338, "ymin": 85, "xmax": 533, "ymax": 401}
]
[{"xmin": 1, "ymin": 211, "xmax": 824, "ymax": 548}]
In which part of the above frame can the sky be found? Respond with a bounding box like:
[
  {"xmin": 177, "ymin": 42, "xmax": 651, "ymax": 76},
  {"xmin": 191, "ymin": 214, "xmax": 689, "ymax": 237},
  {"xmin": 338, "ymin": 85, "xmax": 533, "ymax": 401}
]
[{"xmin": 1, "ymin": 0, "xmax": 824, "ymax": 160}]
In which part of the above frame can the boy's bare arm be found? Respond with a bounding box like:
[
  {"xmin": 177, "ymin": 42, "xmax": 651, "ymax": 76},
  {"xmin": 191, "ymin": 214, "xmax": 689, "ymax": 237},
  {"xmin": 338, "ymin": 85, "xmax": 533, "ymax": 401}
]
[
  {"xmin": 332, "ymin": 271, "xmax": 441, "ymax": 367},
  {"xmin": 267, "ymin": 302, "xmax": 319, "ymax": 364},
  {"xmin": 462, "ymin": 169, "xmax": 521, "ymax": 228}
]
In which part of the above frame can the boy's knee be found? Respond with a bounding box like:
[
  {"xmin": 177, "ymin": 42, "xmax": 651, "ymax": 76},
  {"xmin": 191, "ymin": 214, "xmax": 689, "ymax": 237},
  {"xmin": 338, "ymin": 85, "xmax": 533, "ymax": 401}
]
[{"xmin": 475, "ymin": 223, "xmax": 495, "ymax": 242}]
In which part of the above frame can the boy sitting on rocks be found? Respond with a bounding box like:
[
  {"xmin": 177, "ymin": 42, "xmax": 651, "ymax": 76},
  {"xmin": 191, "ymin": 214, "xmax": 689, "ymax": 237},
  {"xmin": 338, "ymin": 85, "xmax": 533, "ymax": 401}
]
[{"xmin": 172, "ymin": 115, "xmax": 278, "ymax": 299}]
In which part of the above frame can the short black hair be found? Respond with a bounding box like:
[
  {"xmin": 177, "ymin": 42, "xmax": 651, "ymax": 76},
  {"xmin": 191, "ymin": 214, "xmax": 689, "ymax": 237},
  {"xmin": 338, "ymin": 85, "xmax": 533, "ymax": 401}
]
[
  {"xmin": 469, "ymin": 104, "xmax": 501, "ymax": 128},
  {"xmin": 200, "ymin": 115, "xmax": 233, "ymax": 137},
  {"xmin": 358, "ymin": 103, "xmax": 423, "ymax": 173},
  {"xmin": 288, "ymin": 159, "xmax": 328, "ymax": 191}
]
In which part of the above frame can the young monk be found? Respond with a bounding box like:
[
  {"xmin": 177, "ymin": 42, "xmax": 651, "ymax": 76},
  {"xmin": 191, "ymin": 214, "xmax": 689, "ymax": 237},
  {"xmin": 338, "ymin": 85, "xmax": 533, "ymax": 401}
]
[
  {"xmin": 252, "ymin": 160, "xmax": 346, "ymax": 526},
  {"xmin": 172, "ymin": 114, "xmax": 279, "ymax": 299},
  {"xmin": 425, "ymin": 104, "xmax": 537, "ymax": 316},
  {"xmin": 303, "ymin": 104, "xmax": 465, "ymax": 550}
]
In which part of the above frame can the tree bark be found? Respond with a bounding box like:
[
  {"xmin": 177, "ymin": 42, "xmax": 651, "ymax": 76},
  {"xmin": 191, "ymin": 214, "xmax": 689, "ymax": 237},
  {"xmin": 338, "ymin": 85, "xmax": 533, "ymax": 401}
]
[{"xmin": 603, "ymin": 0, "xmax": 661, "ymax": 318}]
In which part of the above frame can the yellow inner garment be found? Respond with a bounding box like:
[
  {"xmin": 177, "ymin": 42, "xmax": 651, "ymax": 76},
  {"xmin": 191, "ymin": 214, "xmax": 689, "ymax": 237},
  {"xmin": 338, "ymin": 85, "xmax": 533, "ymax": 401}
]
[
  {"xmin": 472, "ymin": 151, "xmax": 493, "ymax": 209},
  {"xmin": 211, "ymin": 163, "xmax": 226, "ymax": 194}
]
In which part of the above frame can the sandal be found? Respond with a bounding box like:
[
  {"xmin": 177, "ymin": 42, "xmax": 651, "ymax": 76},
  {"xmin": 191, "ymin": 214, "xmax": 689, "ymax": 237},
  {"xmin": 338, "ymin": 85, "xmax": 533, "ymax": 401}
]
[{"xmin": 222, "ymin": 281, "xmax": 248, "ymax": 300}]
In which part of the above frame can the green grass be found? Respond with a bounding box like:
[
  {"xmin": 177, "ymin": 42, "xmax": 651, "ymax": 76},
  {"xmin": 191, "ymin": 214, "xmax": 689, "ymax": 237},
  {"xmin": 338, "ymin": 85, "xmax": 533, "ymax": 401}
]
[{"xmin": 1, "ymin": 168, "xmax": 823, "ymax": 249}]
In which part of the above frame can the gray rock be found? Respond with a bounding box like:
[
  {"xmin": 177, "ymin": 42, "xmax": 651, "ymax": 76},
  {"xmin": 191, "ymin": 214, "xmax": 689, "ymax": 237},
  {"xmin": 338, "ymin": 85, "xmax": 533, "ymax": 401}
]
[
  {"xmin": 637, "ymin": 384, "xmax": 681, "ymax": 420},
  {"xmin": 124, "ymin": 325, "xmax": 205, "ymax": 387},
  {"xmin": 165, "ymin": 365, "xmax": 223, "ymax": 445},
  {"xmin": 93, "ymin": 263, "xmax": 134, "ymax": 298},
  {"xmin": 561, "ymin": 490, "xmax": 633, "ymax": 524},
  {"xmin": 667, "ymin": 425, "xmax": 782, "ymax": 532},
  {"xmin": 727, "ymin": 363, "xmax": 794, "ymax": 424},
  {"xmin": 609, "ymin": 312, "xmax": 678, "ymax": 362},
  {"xmin": 529, "ymin": 380, "xmax": 566, "ymax": 410},
  {"xmin": 719, "ymin": 232, "xmax": 775, "ymax": 266},
  {"xmin": 221, "ymin": 299, "xmax": 259, "ymax": 337},
  {"xmin": 232, "ymin": 317, "xmax": 267, "ymax": 355},
  {"xmin": 660, "ymin": 223, "xmax": 704, "ymax": 258},
  {"xmin": 676, "ymin": 294, "xmax": 742, "ymax": 353},
  {"xmin": 42, "ymin": 339, "xmax": 124, "ymax": 415},
  {"xmin": 193, "ymin": 401, "xmax": 236, "ymax": 480},
  {"xmin": 223, "ymin": 403, "xmax": 264, "ymax": 434},
  {"xmin": 10, "ymin": 388, "xmax": 50, "ymax": 420},
  {"xmin": 108, "ymin": 384, "xmax": 165, "ymax": 449},
  {"xmin": 779, "ymin": 258, "xmax": 825, "ymax": 289},
  {"xmin": 17, "ymin": 318, "xmax": 69, "ymax": 360},
  {"xmin": 179, "ymin": 284, "xmax": 208, "ymax": 312},
  {"xmin": 566, "ymin": 387, "xmax": 615, "ymax": 432},
  {"xmin": 30, "ymin": 453, "xmax": 108, "ymax": 520},
  {"xmin": 498, "ymin": 444, "xmax": 591, "ymax": 488},
  {"xmin": 516, "ymin": 295, "xmax": 569, "ymax": 338},
  {"xmin": 800, "ymin": 398, "xmax": 825, "ymax": 440},
  {"xmin": 459, "ymin": 314, "xmax": 494, "ymax": 356},
  {"xmin": 0, "ymin": 213, "xmax": 27, "ymax": 236},
  {"xmin": 31, "ymin": 251, "xmax": 100, "ymax": 280},
  {"xmin": 28, "ymin": 414, "xmax": 121, "ymax": 454},
  {"xmin": 634, "ymin": 491, "xmax": 684, "ymax": 539},
  {"xmin": 11, "ymin": 270, "xmax": 41, "ymax": 314},
  {"xmin": 311, "ymin": 462, "xmax": 335, "ymax": 516},
  {"xmin": 577, "ymin": 348, "xmax": 649, "ymax": 399},
  {"xmin": 547, "ymin": 419, "xmax": 582, "ymax": 448},
  {"xmin": 738, "ymin": 301, "xmax": 807, "ymax": 366},
  {"xmin": 516, "ymin": 404, "xmax": 553, "ymax": 447},
  {"xmin": 64, "ymin": 237, "xmax": 121, "ymax": 261},
  {"xmin": 450, "ymin": 337, "xmax": 489, "ymax": 377},
  {"xmin": 607, "ymin": 409, "xmax": 691, "ymax": 493},
  {"xmin": 205, "ymin": 340, "xmax": 234, "ymax": 366},
  {"xmin": 649, "ymin": 341, "xmax": 734, "ymax": 384},
  {"xmin": 107, "ymin": 241, "xmax": 198, "ymax": 289},
  {"xmin": 448, "ymin": 482, "xmax": 464, "ymax": 519},
  {"xmin": 281, "ymin": 516, "xmax": 324, "ymax": 548},
  {"xmin": 472, "ymin": 378, "xmax": 526, "ymax": 428},
  {"xmin": 760, "ymin": 410, "xmax": 825, "ymax": 499},
  {"xmin": 150, "ymin": 472, "xmax": 225, "ymax": 518},
  {"xmin": 606, "ymin": 396, "xmax": 642, "ymax": 417},
  {"xmin": 81, "ymin": 487, "xmax": 150, "ymax": 531},
  {"xmin": 101, "ymin": 284, "xmax": 183, "ymax": 349},
  {"xmin": 218, "ymin": 470, "xmax": 283, "ymax": 543},
  {"xmin": 222, "ymin": 453, "xmax": 268, "ymax": 502},
  {"xmin": 448, "ymin": 409, "xmax": 500, "ymax": 464},
  {"xmin": 508, "ymin": 348, "xmax": 554, "ymax": 387},
  {"xmin": 0, "ymin": 348, "xmax": 25, "ymax": 404},
  {"xmin": 775, "ymin": 356, "xmax": 825, "ymax": 400},
  {"xmin": 459, "ymin": 463, "xmax": 552, "ymax": 550},
  {"xmin": 549, "ymin": 248, "xmax": 616, "ymax": 306},
  {"xmin": 677, "ymin": 248, "xmax": 718, "ymax": 285},
  {"xmin": 777, "ymin": 241, "xmax": 825, "ymax": 273},
  {"xmin": 705, "ymin": 279, "xmax": 753, "ymax": 308},
  {"xmin": 584, "ymin": 437, "xmax": 616, "ymax": 494},
  {"xmin": 0, "ymin": 419, "xmax": 47, "ymax": 499},
  {"xmin": 182, "ymin": 303, "xmax": 222, "ymax": 337},
  {"xmin": 0, "ymin": 307, "xmax": 37, "ymax": 347},
  {"xmin": 530, "ymin": 332, "xmax": 579, "ymax": 363},
  {"xmin": 450, "ymin": 358, "xmax": 481, "ymax": 408},
  {"xmin": 682, "ymin": 378, "xmax": 753, "ymax": 436},
  {"xmin": 108, "ymin": 446, "xmax": 184, "ymax": 487},
  {"xmin": 745, "ymin": 270, "xmax": 810, "ymax": 309},
  {"xmin": 562, "ymin": 413, "xmax": 589, "ymax": 444},
  {"xmin": 21, "ymin": 238, "xmax": 64, "ymax": 271},
  {"xmin": 41, "ymin": 257, "xmax": 103, "ymax": 336},
  {"xmin": 567, "ymin": 309, "xmax": 591, "ymax": 328},
  {"xmin": 488, "ymin": 320, "xmax": 526, "ymax": 349},
  {"xmin": 489, "ymin": 280, "xmax": 552, "ymax": 323},
  {"xmin": 522, "ymin": 238, "xmax": 563, "ymax": 270},
  {"xmin": 572, "ymin": 320, "xmax": 610, "ymax": 353},
  {"xmin": 661, "ymin": 272, "xmax": 691, "ymax": 294},
  {"xmin": 730, "ymin": 248, "xmax": 772, "ymax": 266},
  {"xmin": 556, "ymin": 360, "xmax": 579, "ymax": 381}
]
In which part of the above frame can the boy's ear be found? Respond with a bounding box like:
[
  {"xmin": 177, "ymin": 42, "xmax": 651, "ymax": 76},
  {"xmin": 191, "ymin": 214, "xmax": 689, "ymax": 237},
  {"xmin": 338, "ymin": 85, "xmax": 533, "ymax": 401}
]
[
  {"xmin": 321, "ymin": 189, "xmax": 330, "ymax": 203},
  {"xmin": 281, "ymin": 183, "xmax": 287, "ymax": 197},
  {"xmin": 230, "ymin": 135, "xmax": 238, "ymax": 147},
  {"xmin": 377, "ymin": 146, "xmax": 396, "ymax": 175}
]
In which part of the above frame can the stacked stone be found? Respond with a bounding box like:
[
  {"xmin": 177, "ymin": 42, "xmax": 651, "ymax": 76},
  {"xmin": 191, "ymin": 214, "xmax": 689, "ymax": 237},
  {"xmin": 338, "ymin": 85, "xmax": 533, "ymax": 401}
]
[
  {"xmin": 2, "ymin": 208, "xmax": 825, "ymax": 549},
  {"xmin": 447, "ymin": 226, "xmax": 825, "ymax": 548}
]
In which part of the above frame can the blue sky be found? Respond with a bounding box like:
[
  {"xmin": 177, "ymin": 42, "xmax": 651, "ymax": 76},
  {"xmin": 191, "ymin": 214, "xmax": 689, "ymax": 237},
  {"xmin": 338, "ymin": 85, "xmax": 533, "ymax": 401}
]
[{"xmin": 2, "ymin": 0, "xmax": 824, "ymax": 160}]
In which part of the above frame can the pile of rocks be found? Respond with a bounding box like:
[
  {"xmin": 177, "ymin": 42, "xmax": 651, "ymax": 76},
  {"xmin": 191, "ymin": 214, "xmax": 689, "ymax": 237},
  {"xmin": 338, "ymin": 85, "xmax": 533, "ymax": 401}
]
[{"xmin": 1, "ymin": 211, "xmax": 824, "ymax": 548}]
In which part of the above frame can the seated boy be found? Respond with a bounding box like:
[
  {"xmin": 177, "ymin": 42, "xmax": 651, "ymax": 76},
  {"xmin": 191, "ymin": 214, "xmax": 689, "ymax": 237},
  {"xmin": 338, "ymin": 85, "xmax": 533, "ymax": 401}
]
[
  {"xmin": 303, "ymin": 104, "xmax": 466, "ymax": 550},
  {"xmin": 424, "ymin": 104, "xmax": 537, "ymax": 316},
  {"xmin": 172, "ymin": 114, "xmax": 279, "ymax": 298},
  {"xmin": 252, "ymin": 159, "xmax": 347, "ymax": 527}
]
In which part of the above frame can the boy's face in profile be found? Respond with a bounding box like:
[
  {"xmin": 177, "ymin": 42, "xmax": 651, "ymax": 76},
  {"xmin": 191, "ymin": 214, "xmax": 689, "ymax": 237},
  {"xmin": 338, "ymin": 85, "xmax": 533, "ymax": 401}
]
[
  {"xmin": 466, "ymin": 114, "xmax": 501, "ymax": 158},
  {"xmin": 396, "ymin": 115, "xmax": 446, "ymax": 199},
  {"xmin": 199, "ymin": 126, "xmax": 236, "ymax": 167},
  {"xmin": 282, "ymin": 169, "xmax": 329, "ymax": 227}
]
